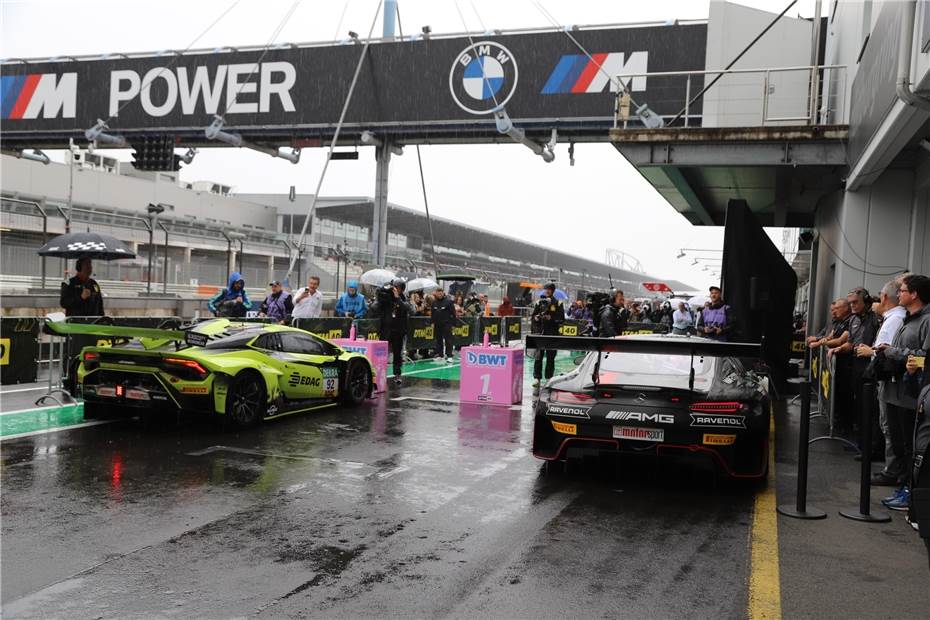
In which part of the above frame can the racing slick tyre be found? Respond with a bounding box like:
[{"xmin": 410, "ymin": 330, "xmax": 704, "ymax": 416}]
[
  {"xmin": 226, "ymin": 371, "xmax": 267, "ymax": 428},
  {"xmin": 341, "ymin": 360, "xmax": 372, "ymax": 406}
]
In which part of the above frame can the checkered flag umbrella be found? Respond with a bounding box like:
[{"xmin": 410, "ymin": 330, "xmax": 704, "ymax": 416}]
[{"xmin": 37, "ymin": 232, "xmax": 136, "ymax": 260}]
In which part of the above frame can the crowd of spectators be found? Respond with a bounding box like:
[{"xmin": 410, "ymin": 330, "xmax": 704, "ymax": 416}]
[{"xmin": 808, "ymin": 274, "xmax": 930, "ymax": 552}]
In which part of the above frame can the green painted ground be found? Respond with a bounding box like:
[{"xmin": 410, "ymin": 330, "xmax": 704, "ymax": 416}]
[
  {"xmin": 1, "ymin": 403, "xmax": 86, "ymax": 438},
  {"xmin": 400, "ymin": 352, "xmax": 576, "ymax": 381}
]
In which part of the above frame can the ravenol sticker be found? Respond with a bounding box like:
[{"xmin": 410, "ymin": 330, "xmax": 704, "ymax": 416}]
[
  {"xmin": 545, "ymin": 403, "xmax": 591, "ymax": 419},
  {"xmin": 689, "ymin": 414, "xmax": 746, "ymax": 429},
  {"xmin": 449, "ymin": 41, "xmax": 518, "ymax": 115},
  {"xmin": 551, "ymin": 421, "xmax": 577, "ymax": 435},
  {"xmin": 703, "ymin": 433, "xmax": 736, "ymax": 446},
  {"xmin": 465, "ymin": 351, "xmax": 507, "ymax": 367},
  {"xmin": 0, "ymin": 338, "xmax": 10, "ymax": 365}
]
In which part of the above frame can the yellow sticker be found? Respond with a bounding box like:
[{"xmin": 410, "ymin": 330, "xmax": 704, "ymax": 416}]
[
  {"xmin": 181, "ymin": 386, "xmax": 209, "ymax": 394},
  {"xmin": 0, "ymin": 338, "xmax": 10, "ymax": 365},
  {"xmin": 551, "ymin": 421, "xmax": 577, "ymax": 435},
  {"xmin": 703, "ymin": 433, "xmax": 736, "ymax": 446}
]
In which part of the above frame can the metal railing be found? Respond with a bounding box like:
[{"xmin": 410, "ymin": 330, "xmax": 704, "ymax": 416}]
[{"xmin": 613, "ymin": 64, "xmax": 848, "ymax": 129}]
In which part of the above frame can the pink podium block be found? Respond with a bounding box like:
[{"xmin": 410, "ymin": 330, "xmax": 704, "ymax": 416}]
[
  {"xmin": 459, "ymin": 345, "xmax": 524, "ymax": 405},
  {"xmin": 332, "ymin": 338, "xmax": 389, "ymax": 394}
]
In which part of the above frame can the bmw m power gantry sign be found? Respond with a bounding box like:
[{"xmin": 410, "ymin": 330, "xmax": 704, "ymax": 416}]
[{"xmin": 0, "ymin": 23, "xmax": 706, "ymax": 148}]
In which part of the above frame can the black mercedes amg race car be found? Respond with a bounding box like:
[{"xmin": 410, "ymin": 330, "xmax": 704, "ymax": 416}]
[{"xmin": 527, "ymin": 334, "xmax": 770, "ymax": 479}]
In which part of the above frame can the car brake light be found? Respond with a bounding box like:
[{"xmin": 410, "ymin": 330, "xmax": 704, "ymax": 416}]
[
  {"xmin": 83, "ymin": 351, "xmax": 100, "ymax": 362},
  {"xmin": 115, "ymin": 384, "xmax": 124, "ymax": 397},
  {"xmin": 163, "ymin": 357, "xmax": 208, "ymax": 380},
  {"xmin": 689, "ymin": 401, "xmax": 745, "ymax": 413},
  {"xmin": 552, "ymin": 391, "xmax": 593, "ymax": 404}
]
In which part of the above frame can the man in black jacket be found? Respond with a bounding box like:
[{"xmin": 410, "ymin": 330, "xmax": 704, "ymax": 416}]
[
  {"xmin": 430, "ymin": 288, "xmax": 456, "ymax": 362},
  {"xmin": 531, "ymin": 283, "xmax": 565, "ymax": 387},
  {"xmin": 60, "ymin": 257, "xmax": 104, "ymax": 317},
  {"xmin": 369, "ymin": 278, "xmax": 415, "ymax": 386},
  {"xmin": 598, "ymin": 289, "xmax": 629, "ymax": 338}
]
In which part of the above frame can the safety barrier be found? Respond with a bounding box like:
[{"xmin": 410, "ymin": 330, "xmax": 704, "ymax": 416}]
[
  {"xmin": 0, "ymin": 317, "xmax": 40, "ymax": 384},
  {"xmin": 503, "ymin": 316, "xmax": 522, "ymax": 342}
]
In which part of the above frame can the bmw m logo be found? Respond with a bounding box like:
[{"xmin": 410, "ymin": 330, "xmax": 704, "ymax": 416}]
[{"xmin": 449, "ymin": 41, "xmax": 518, "ymax": 115}]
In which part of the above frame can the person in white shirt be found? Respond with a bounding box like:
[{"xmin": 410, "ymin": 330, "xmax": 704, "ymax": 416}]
[
  {"xmin": 671, "ymin": 301, "xmax": 693, "ymax": 335},
  {"xmin": 855, "ymin": 279, "xmax": 908, "ymax": 480},
  {"xmin": 291, "ymin": 276, "xmax": 324, "ymax": 319}
]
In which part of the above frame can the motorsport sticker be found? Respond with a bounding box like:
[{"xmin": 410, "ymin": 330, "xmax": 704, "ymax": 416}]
[
  {"xmin": 545, "ymin": 403, "xmax": 591, "ymax": 419},
  {"xmin": 449, "ymin": 41, "xmax": 518, "ymax": 115},
  {"xmin": 551, "ymin": 421, "xmax": 576, "ymax": 435},
  {"xmin": 703, "ymin": 433, "xmax": 737, "ymax": 446},
  {"xmin": 612, "ymin": 426, "xmax": 664, "ymax": 442},
  {"xmin": 689, "ymin": 414, "xmax": 746, "ymax": 429},
  {"xmin": 0, "ymin": 338, "xmax": 9, "ymax": 365}
]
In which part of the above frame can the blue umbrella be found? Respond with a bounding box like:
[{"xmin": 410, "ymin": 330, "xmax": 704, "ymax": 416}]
[{"xmin": 538, "ymin": 288, "xmax": 569, "ymax": 301}]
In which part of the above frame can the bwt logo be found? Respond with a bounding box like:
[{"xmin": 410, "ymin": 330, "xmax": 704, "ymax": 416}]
[
  {"xmin": 465, "ymin": 351, "xmax": 507, "ymax": 367},
  {"xmin": 1, "ymin": 73, "xmax": 77, "ymax": 119},
  {"xmin": 342, "ymin": 345, "xmax": 367, "ymax": 354},
  {"xmin": 541, "ymin": 52, "xmax": 648, "ymax": 94}
]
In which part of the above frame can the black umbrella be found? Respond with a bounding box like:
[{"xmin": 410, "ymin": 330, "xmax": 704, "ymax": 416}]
[{"xmin": 37, "ymin": 232, "xmax": 136, "ymax": 260}]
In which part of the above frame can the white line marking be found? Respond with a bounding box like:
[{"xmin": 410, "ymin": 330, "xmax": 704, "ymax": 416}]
[
  {"xmin": 0, "ymin": 420, "xmax": 115, "ymax": 441},
  {"xmin": 0, "ymin": 386, "xmax": 49, "ymax": 394},
  {"xmin": 0, "ymin": 403, "xmax": 82, "ymax": 417},
  {"xmin": 402, "ymin": 363, "xmax": 461, "ymax": 377}
]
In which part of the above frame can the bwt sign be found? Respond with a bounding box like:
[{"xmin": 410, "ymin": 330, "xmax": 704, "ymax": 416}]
[
  {"xmin": 465, "ymin": 351, "xmax": 508, "ymax": 367},
  {"xmin": 109, "ymin": 62, "xmax": 296, "ymax": 117}
]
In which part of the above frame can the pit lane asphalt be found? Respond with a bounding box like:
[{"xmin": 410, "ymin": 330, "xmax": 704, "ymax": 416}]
[
  {"xmin": 3, "ymin": 377, "xmax": 927, "ymax": 618},
  {"xmin": 1, "ymin": 376, "xmax": 756, "ymax": 619}
]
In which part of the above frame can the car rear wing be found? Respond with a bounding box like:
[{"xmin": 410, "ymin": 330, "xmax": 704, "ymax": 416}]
[
  {"xmin": 525, "ymin": 335, "xmax": 762, "ymax": 391},
  {"xmin": 525, "ymin": 335, "xmax": 761, "ymax": 358},
  {"xmin": 43, "ymin": 315, "xmax": 218, "ymax": 348}
]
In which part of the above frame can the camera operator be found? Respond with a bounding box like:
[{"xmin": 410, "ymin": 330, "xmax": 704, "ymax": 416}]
[
  {"xmin": 369, "ymin": 278, "xmax": 415, "ymax": 386},
  {"xmin": 598, "ymin": 289, "xmax": 629, "ymax": 338},
  {"xmin": 531, "ymin": 283, "xmax": 565, "ymax": 387}
]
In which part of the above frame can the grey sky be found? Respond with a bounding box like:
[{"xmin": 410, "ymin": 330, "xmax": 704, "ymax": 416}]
[{"xmin": 1, "ymin": 0, "xmax": 815, "ymax": 291}]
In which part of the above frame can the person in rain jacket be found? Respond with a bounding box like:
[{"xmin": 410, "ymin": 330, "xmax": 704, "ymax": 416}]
[
  {"xmin": 335, "ymin": 280, "xmax": 367, "ymax": 319},
  {"xmin": 208, "ymin": 272, "xmax": 252, "ymax": 317}
]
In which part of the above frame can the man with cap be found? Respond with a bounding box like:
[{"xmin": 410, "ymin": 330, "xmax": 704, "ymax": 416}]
[
  {"xmin": 335, "ymin": 280, "xmax": 367, "ymax": 319},
  {"xmin": 259, "ymin": 280, "xmax": 293, "ymax": 322},
  {"xmin": 531, "ymin": 283, "xmax": 566, "ymax": 388},
  {"xmin": 697, "ymin": 286, "xmax": 734, "ymax": 342},
  {"xmin": 60, "ymin": 256, "xmax": 105, "ymax": 317}
]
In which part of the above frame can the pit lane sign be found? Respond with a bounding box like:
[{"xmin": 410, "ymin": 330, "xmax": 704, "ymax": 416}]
[{"xmin": 1, "ymin": 24, "xmax": 706, "ymax": 143}]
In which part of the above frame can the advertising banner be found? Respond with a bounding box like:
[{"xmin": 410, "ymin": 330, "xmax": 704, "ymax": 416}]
[
  {"xmin": 621, "ymin": 322, "xmax": 669, "ymax": 335},
  {"xmin": 452, "ymin": 317, "xmax": 477, "ymax": 348},
  {"xmin": 503, "ymin": 316, "xmax": 522, "ymax": 342},
  {"xmin": 1, "ymin": 24, "xmax": 707, "ymax": 143},
  {"xmin": 0, "ymin": 317, "xmax": 40, "ymax": 384},
  {"xmin": 406, "ymin": 317, "xmax": 434, "ymax": 351},
  {"xmin": 353, "ymin": 319, "xmax": 382, "ymax": 341},
  {"xmin": 292, "ymin": 317, "xmax": 351, "ymax": 340},
  {"xmin": 479, "ymin": 317, "xmax": 503, "ymax": 343}
]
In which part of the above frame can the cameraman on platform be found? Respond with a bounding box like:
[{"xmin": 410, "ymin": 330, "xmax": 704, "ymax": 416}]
[{"xmin": 369, "ymin": 278, "xmax": 415, "ymax": 386}]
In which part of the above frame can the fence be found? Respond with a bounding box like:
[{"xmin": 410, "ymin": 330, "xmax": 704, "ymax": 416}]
[{"xmin": 613, "ymin": 64, "xmax": 848, "ymax": 128}]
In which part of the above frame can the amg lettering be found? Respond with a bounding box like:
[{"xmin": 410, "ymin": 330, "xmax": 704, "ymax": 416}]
[{"xmin": 606, "ymin": 410, "xmax": 675, "ymax": 424}]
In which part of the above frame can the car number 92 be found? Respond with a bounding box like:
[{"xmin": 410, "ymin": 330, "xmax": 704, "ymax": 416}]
[{"xmin": 324, "ymin": 377, "xmax": 338, "ymax": 395}]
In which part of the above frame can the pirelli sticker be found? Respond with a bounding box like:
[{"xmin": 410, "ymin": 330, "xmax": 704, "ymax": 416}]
[
  {"xmin": 551, "ymin": 421, "xmax": 577, "ymax": 435},
  {"xmin": 703, "ymin": 433, "xmax": 736, "ymax": 446}
]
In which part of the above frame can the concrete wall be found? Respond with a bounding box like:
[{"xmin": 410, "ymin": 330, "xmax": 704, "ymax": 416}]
[
  {"xmin": 704, "ymin": 2, "xmax": 815, "ymax": 127},
  {"xmin": 811, "ymin": 164, "xmax": 928, "ymax": 332},
  {"xmin": 0, "ymin": 155, "xmax": 278, "ymax": 230}
]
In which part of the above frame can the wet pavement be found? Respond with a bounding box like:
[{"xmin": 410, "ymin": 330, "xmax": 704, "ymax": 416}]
[{"xmin": 2, "ymin": 364, "xmax": 928, "ymax": 618}]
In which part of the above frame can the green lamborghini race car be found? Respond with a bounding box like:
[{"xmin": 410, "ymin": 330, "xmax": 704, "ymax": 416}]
[{"xmin": 46, "ymin": 318, "xmax": 374, "ymax": 427}]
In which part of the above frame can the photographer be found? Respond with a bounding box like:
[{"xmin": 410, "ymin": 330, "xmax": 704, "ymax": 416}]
[
  {"xmin": 369, "ymin": 278, "xmax": 415, "ymax": 386},
  {"xmin": 531, "ymin": 283, "xmax": 565, "ymax": 388},
  {"xmin": 598, "ymin": 290, "xmax": 629, "ymax": 338},
  {"xmin": 208, "ymin": 271, "xmax": 252, "ymax": 318},
  {"xmin": 335, "ymin": 280, "xmax": 367, "ymax": 319}
]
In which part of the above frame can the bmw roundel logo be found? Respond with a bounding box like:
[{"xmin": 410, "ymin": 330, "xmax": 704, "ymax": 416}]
[{"xmin": 449, "ymin": 41, "xmax": 519, "ymax": 115}]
